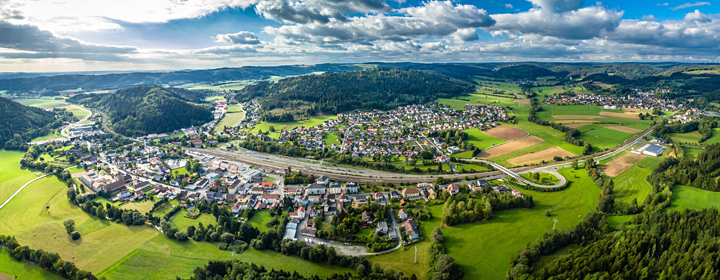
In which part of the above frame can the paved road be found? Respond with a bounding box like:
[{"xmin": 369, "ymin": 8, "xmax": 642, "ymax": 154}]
[
  {"xmin": 61, "ymin": 104, "xmax": 93, "ymax": 138},
  {"xmin": 469, "ymin": 159, "xmax": 567, "ymax": 188}
]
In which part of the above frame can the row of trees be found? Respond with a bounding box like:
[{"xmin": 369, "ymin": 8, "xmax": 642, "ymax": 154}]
[
  {"xmin": 648, "ymin": 143, "xmax": 720, "ymax": 192},
  {"xmin": 426, "ymin": 227, "xmax": 463, "ymax": 280},
  {"xmin": 0, "ymin": 235, "xmax": 98, "ymax": 280},
  {"xmin": 583, "ymin": 159, "xmax": 615, "ymax": 213},
  {"xmin": 441, "ymin": 188, "xmax": 534, "ymax": 226},
  {"xmin": 506, "ymin": 211, "xmax": 607, "ymax": 279}
]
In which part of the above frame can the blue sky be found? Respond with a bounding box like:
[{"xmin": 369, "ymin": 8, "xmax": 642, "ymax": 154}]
[{"xmin": 0, "ymin": 0, "xmax": 719, "ymax": 72}]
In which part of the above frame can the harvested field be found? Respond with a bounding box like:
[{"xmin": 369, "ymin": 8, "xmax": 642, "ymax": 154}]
[
  {"xmin": 558, "ymin": 121, "xmax": 597, "ymax": 128},
  {"xmin": 552, "ymin": 115, "xmax": 600, "ymax": 120},
  {"xmin": 605, "ymin": 125, "xmax": 642, "ymax": 133},
  {"xmin": 602, "ymin": 153, "xmax": 646, "ymax": 177},
  {"xmin": 484, "ymin": 126, "xmax": 527, "ymax": 140},
  {"xmin": 552, "ymin": 86, "xmax": 563, "ymax": 91},
  {"xmin": 507, "ymin": 147, "xmax": 575, "ymax": 166},
  {"xmin": 599, "ymin": 111, "xmax": 639, "ymax": 119},
  {"xmin": 478, "ymin": 136, "xmax": 544, "ymax": 159}
]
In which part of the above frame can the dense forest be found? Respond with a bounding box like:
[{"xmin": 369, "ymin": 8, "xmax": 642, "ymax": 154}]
[
  {"xmin": 235, "ymin": 68, "xmax": 474, "ymax": 116},
  {"xmin": 68, "ymin": 85, "xmax": 213, "ymax": 137},
  {"xmin": 649, "ymin": 143, "xmax": 720, "ymax": 192},
  {"xmin": 515, "ymin": 209, "xmax": 720, "ymax": 280},
  {"xmin": 0, "ymin": 97, "xmax": 67, "ymax": 149}
]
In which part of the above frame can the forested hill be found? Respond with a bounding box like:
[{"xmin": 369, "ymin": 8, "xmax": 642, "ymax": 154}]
[
  {"xmin": 68, "ymin": 85, "xmax": 213, "ymax": 137},
  {"xmin": 0, "ymin": 97, "xmax": 58, "ymax": 149},
  {"xmin": 519, "ymin": 209, "xmax": 720, "ymax": 279},
  {"xmin": 235, "ymin": 68, "xmax": 475, "ymax": 115},
  {"xmin": 649, "ymin": 143, "xmax": 720, "ymax": 192},
  {"xmin": 0, "ymin": 64, "xmax": 362, "ymax": 92}
]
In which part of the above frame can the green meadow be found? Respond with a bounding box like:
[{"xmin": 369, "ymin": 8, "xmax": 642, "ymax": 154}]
[
  {"xmin": 0, "ymin": 249, "xmax": 63, "ymax": 280},
  {"xmin": 462, "ymin": 128, "xmax": 507, "ymax": 150},
  {"xmin": 213, "ymin": 105, "xmax": 245, "ymax": 133},
  {"xmin": 613, "ymin": 166, "xmax": 652, "ymax": 208},
  {"xmin": 669, "ymin": 186, "xmax": 720, "ymax": 212},
  {"xmin": 249, "ymin": 115, "xmax": 337, "ymax": 134},
  {"xmin": 371, "ymin": 168, "xmax": 599, "ymax": 280}
]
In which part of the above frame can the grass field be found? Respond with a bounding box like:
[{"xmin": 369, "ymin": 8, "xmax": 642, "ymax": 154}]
[
  {"xmin": 450, "ymin": 150, "xmax": 474, "ymax": 159},
  {"xmin": 683, "ymin": 147, "xmax": 704, "ymax": 157},
  {"xmin": 670, "ymin": 128, "xmax": 720, "ymax": 145},
  {"xmin": 250, "ymin": 211, "xmax": 274, "ymax": 232},
  {"xmin": 0, "ymin": 176, "xmax": 161, "ymax": 274},
  {"xmin": 0, "ymin": 249, "xmax": 63, "ymax": 280},
  {"xmin": 30, "ymin": 131, "xmax": 64, "ymax": 142},
  {"xmin": 249, "ymin": 115, "xmax": 336, "ymax": 134},
  {"xmin": 16, "ymin": 100, "xmax": 65, "ymax": 108},
  {"xmin": 371, "ymin": 168, "xmax": 599, "ymax": 280},
  {"xmin": 213, "ymin": 105, "xmax": 245, "ymax": 133},
  {"xmin": 171, "ymin": 209, "xmax": 217, "ymax": 231},
  {"xmin": 324, "ymin": 132, "xmax": 339, "ymax": 146},
  {"xmin": 668, "ymin": 186, "xmax": 720, "ymax": 212},
  {"xmin": 0, "ymin": 150, "xmax": 38, "ymax": 205},
  {"xmin": 612, "ymin": 166, "xmax": 652, "ymax": 208},
  {"xmin": 520, "ymin": 172, "xmax": 560, "ymax": 185},
  {"xmin": 61, "ymin": 106, "xmax": 90, "ymax": 118},
  {"xmin": 95, "ymin": 198, "xmax": 157, "ymax": 214},
  {"xmin": 577, "ymin": 126, "xmax": 634, "ymax": 150},
  {"xmin": 99, "ymin": 235, "xmax": 353, "ymax": 280},
  {"xmin": 463, "ymin": 128, "xmax": 507, "ymax": 150}
]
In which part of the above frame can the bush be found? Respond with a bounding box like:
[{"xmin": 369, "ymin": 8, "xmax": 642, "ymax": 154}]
[
  {"xmin": 175, "ymin": 231, "xmax": 189, "ymax": 241},
  {"xmin": 70, "ymin": 231, "xmax": 81, "ymax": 240}
]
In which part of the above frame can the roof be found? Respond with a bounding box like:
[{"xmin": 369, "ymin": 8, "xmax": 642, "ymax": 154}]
[
  {"xmin": 645, "ymin": 144, "xmax": 666, "ymax": 154},
  {"xmin": 402, "ymin": 188, "xmax": 420, "ymax": 194}
]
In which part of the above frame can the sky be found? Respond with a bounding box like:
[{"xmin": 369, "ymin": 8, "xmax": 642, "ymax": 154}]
[{"xmin": 0, "ymin": 0, "xmax": 719, "ymax": 72}]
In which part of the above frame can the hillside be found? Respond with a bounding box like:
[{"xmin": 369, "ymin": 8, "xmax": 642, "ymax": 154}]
[
  {"xmin": 0, "ymin": 97, "xmax": 58, "ymax": 149},
  {"xmin": 235, "ymin": 67, "xmax": 474, "ymax": 118},
  {"xmin": 0, "ymin": 64, "xmax": 362, "ymax": 92},
  {"xmin": 68, "ymin": 85, "xmax": 213, "ymax": 137}
]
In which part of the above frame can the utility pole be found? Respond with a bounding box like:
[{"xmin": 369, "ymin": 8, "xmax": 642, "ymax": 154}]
[{"xmin": 552, "ymin": 218, "xmax": 559, "ymax": 230}]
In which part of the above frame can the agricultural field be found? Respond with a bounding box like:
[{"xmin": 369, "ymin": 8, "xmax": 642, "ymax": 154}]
[
  {"xmin": 577, "ymin": 126, "xmax": 635, "ymax": 150},
  {"xmin": 683, "ymin": 147, "xmax": 704, "ymax": 157},
  {"xmin": 249, "ymin": 115, "xmax": 337, "ymax": 134},
  {"xmin": 61, "ymin": 105, "xmax": 90, "ymax": 118},
  {"xmin": 612, "ymin": 166, "xmax": 652, "ymax": 208},
  {"xmin": 212, "ymin": 105, "xmax": 245, "ymax": 133},
  {"xmin": 15, "ymin": 99, "xmax": 65, "ymax": 108},
  {"xmin": 0, "ymin": 249, "xmax": 63, "ymax": 280},
  {"xmin": 507, "ymin": 146, "xmax": 574, "ymax": 165},
  {"xmin": 462, "ymin": 128, "xmax": 508, "ymax": 150},
  {"xmin": 478, "ymin": 136, "xmax": 544, "ymax": 159},
  {"xmin": 601, "ymin": 152, "xmax": 646, "ymax": 177},
  {"xmin": 95, "ymin": 198, "xmax": 156, "ymax": 214},
  {"xmin": 189, "ymin": 81, "xmax": 248, "ymax": 91},
  {"xmin": 483, "ymin": 125, "xmax": 527, "ymax": 140}
]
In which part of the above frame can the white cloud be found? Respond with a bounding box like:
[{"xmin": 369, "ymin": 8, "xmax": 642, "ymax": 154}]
[
  {"xmin": 6, "ymin": 0, "xmax": 258, "ymax": 33},
  {"xmin": 528, "ymin": 0, "xmax": 584, "ymax": 13},
  {"xmin": 671, "ymin": 2, "xmax": 710, "ymax": 11},
  {"xmin": 684, "ymin": 9, "xmax": 710, "ymax": 22},
  {"xmin": 486, "ymin": 4, "xmax": 623, "ymax": 40},
  {"xmin": 451, "ymin": 28, "xmax": 479, "ymax": 42},
  {"xmin": 214, "ymin": 31, "xmax": 262, "ymax": 44},
  {"xmin": 265, "ymin": 1, "xmax": 495, "ymax": 45},
  {"xmin": 642, "ymin": 15, "xmax": 656, "ymax": 21},
  {"xmin": 658, "ymin": 3, "xmax": 669, "ymax": 6},
  {"xmin": 505, "ymin": 3, "xmax": 514, "ymax": 9},
  {"xmin": 254, "ymin": 0, "xmax": 391, "ymax": 24}
]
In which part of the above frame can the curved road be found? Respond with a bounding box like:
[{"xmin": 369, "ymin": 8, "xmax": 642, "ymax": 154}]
[{"xmin": 0, "ymin": 165, "xmax": 77, "ymax": 211}]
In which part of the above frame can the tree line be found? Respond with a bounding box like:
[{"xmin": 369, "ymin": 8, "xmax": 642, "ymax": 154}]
[{"xmin": 0, "ymin": 235, "xmax": 98, "ymax": 280}]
